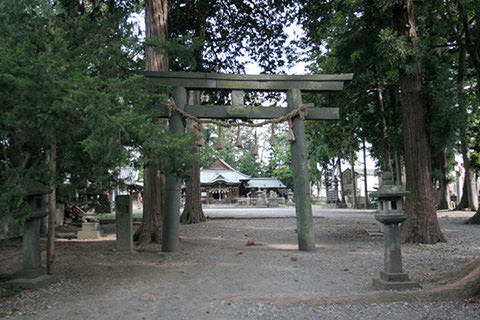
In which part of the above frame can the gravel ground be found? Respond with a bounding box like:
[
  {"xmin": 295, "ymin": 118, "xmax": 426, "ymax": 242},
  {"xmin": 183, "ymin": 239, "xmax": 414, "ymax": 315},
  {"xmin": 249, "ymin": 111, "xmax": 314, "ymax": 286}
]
[{"xmin": 0, "ymin": 209, "xmax": 479, "ymax": 319}]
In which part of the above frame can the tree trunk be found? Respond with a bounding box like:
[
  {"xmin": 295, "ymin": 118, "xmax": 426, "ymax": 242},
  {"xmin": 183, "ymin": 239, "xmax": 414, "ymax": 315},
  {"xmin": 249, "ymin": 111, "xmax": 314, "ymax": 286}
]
[
  {"xmin": 456, "ymin": 30, "xmax": 478, "ymax": 211},
  {"xmin": 47, "ymin": 134, "xmax": 56, "ymax": 274},
  {"xmin": 457, "ymin": 0, "xmax": 480, "ymax": 81},
  {"xmin": 180, "ymin": 3, "xmax": 207, "ymax": 224},
  {"xmin": 351, "ymin": 151, "xmax": 357, "ymax": 209},
  {"xmin": 438, "ymin": 148, "xmax": 450, "ymax": 210},
  {"xmin": 458, "ymin": 143, "xmax": 478, "ymax": 211},
  {"xmin": 362, "ymin": 139, "xmax": 369, "ymax": 209},
  {"xmin": 466, "ymin": 208, "xmax": 480, "ymax": 224},
  {"xmin": 393, "ymin": 0, "xmax": 445, "ymax": 243},
  {"xmin": 180, "ymin": 92, "xmax": 205, "ymax": 224},
  {"xmin": 374, "ymin": 69, "xmax": 393, "ymax": 173},
  {"xmin": 135, "ymin": 164, "xmax": 164, "ymax": 244},
  {"xmin": 394, "ymin": 151, "xmax": 403, "ymax": 185},
  {"xmin": 338, "ymin": 159, "xmax": 346, "ymax": 206},
  {"xmin": 135, "ymin": 0, "xmax": 168, "ymax": 246}
]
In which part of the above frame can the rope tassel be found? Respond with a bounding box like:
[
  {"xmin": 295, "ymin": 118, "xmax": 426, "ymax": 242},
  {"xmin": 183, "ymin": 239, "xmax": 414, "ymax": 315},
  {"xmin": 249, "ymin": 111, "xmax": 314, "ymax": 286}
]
[
  {"xmin": 194, "ymin": 123, "xmax": 204, "ymax": 147},
  {"xmin": 251, "ymin": 130, "xmax": 259, "ymax": 156},
  {"xmin": 287, "ymin": 119, "xmax": 296, "ymax": 142},
  {"xmin": 215, "ymin": 126, "xmax": 224, "ymax": 150},
  {"xmin": 234, "ymin": 125, "xmax": 243, "ymax": 148},
  {"xmin": 299, "ymin": 104, "xmax": 308, "ymax": 120},
  {"xmin": 269, "ymin": 124, "xmax": 277, "ymax": 147}
]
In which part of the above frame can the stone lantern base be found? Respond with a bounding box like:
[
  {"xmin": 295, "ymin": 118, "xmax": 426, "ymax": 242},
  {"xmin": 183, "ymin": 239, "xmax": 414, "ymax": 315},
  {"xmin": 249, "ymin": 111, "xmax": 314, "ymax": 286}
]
[
  {"xmin": 77, "ymin": 222, "xmax": 101, "ymax": 239},
  {"xmin": 372, "ymin": 271, "xmax": 421, "ymax": 290},
  {"xmin": 5, "ymin": 271, "xmax": 56, "ymax": 289}
]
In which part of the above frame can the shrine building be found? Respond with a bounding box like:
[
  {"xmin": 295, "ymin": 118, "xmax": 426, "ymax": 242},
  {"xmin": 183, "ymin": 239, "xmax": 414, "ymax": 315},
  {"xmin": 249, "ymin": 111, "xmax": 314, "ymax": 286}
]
[{"xmin": 199, "ymin": 159, "xmax": 286, "ymax": 204}]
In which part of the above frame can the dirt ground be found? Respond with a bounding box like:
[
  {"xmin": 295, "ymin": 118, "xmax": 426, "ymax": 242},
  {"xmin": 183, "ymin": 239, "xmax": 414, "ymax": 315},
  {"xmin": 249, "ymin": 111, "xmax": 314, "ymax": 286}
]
[{"xmin": 0, "ymin": 209, "xmax": 480, "ymax": 319}]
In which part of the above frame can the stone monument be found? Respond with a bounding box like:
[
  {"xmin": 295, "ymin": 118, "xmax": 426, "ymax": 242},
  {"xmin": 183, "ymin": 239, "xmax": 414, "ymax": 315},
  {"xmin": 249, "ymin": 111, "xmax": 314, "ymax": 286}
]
[
  {"xmin": 115, "ymin": 195, "xmax": 134, "ymax": 253},
  {"xmin": 77, "ymin": 208, "xmax": 101, "ymax": 239},
  {"xmin": 5, "ymin": 180, "xmax": 55, "ymax": 288}
]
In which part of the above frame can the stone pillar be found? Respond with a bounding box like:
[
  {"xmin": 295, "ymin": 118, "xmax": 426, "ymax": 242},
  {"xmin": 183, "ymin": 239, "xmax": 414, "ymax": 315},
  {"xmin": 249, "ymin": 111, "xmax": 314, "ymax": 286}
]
[
  {"xmin": 8, "ymin": 193, "xmax": 55, "ymax": 288},
  {"xmin": 115, "ymin": 195, "xmax": 133, "ymax": 253},
  {"xmin": 56, "ymin": 203, "xmax": 64, "ymax": 226},
  {"xmin": 287, "ymin": 89, "xmax": 315, "ymax": 251},
  {"xmin": 23, "ymin": 217, "xmax": 42, "ymax": 273},
  {"xmin": 383, "ymin": 223, "xmax": 403, "ymax": 275},
  {"xmin": 162, "ymin": 87, "xmax": 186, "ymax": 252}
]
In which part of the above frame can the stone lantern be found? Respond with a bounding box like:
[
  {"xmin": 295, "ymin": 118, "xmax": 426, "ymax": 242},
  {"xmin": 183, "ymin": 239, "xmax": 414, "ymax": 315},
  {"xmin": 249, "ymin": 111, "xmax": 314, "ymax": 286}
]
[
  {"xmin": 6, "ymin": 180, "xmax": 55, "ymax": 288},
  {"xmin": 372, "ymin": 172, "xmax": 420, "ymax": 290}
]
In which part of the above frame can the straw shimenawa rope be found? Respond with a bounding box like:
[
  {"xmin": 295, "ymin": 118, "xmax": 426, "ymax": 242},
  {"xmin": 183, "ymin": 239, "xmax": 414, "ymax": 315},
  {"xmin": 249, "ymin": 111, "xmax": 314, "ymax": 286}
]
[{"xmin": 166, "ymin": 99, "xmax": 308, "ymax": 129}]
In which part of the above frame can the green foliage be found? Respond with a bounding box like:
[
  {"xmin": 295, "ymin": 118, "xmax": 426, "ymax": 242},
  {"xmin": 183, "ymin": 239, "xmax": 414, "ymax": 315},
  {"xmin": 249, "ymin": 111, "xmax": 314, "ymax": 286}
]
[
  {"xmin": 377, "ymin": 28, "xmax": 413, "ymax": 68},
  {"xmin": 296, "ymin": 0, "xmax": 473, "ymax": 186},
  {"xmin": 168, "ymin": 0, "xmax": 296, "ymax": 73},
  {"xmin": 264, "ymin": 133, "xmax": 293, "ymax": 189},
  {"xmin": 0, "ymin": 0, "xmax": 194, "ymax": 223},
  {"xmin": 0, "ymin": 285, "xmax": 23, "ymax": 299}
]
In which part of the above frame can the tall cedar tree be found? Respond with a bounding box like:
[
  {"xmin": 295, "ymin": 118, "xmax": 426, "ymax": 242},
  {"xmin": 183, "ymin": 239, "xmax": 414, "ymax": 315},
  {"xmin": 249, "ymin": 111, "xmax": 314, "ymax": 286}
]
[
  {"xmin": 135, "ymin": 0, "xmax": 169, "ymax": 245},
  {"xmin": 392, "ymin": 0, "xmax": 445, "ymax": 243}
]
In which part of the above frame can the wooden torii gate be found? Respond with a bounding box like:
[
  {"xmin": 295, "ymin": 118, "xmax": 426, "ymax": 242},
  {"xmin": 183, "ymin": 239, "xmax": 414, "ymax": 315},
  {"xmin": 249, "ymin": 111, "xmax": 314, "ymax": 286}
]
[{"xmin": 145, "ymin": 71, "xmax": 353, "ymax": 252}]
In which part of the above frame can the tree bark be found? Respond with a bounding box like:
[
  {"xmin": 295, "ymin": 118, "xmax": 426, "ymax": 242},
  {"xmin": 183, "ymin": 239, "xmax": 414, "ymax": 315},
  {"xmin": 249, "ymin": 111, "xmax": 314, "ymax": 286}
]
[
  {"xmin": 457, "ymin": 0, "xmax": 480, "ymax": 80},
  {"xmin": 455, "ymin": 22, "xmax": 478, "ymax": 211},
  {"xmin": 337, "ymin": 159, "xmax": 346, "ymax": 206},
  {"xmin": 362, "ymin": 139, "xmax": 369, "ymax": 209},
  {"xmin": 466, "ymin": 208, "xmax": 480, "ymax": 224},
  {"xmin": 458, "ymin": 143, "xmax": 478, "ymax": 211},
  {"xmin": 47, "ymin": 134, "xmax": 56, "ymax": 274},
  {"xmin": 438, "ymin": 148, "xmax": 450, "ymax": 210},
  {"xmin": 180, "ymin": 3, "xmax": 207, "ymax": 224},
  {"xmin": 135, "ymin": 164, "xmax": 164, "ymax": 244},
  {"xmin": 350, "ymin": 151, "xmax": 357, "ymax": 209},
  {"xmin": 180, "ymin": 91, "xmax": 205, "ymax": 224},
  {"xmin": 374, "ymin": 69, "xmax": 393, "ymax": 173},
  {"xmin": 393, "ymin": 0, "xmax": 446, "ymax": 243},
  {"xmin": 135, "ymin": 0, "xmax": 168, "ymax": 246}
]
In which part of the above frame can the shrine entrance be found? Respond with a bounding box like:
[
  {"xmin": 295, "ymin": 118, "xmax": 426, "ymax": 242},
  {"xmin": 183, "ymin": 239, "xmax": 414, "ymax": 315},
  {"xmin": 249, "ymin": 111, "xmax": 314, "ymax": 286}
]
[{"xmin": 145, "ymin": 71, "xmax": 353, "ymax": 252}]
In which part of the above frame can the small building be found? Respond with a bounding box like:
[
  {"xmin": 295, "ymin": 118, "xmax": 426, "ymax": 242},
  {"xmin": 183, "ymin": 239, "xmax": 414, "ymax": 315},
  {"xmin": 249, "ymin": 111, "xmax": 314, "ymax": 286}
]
[
  {"xmin": 110, "ymin": 167, "xmax": 143, "ymax": 212},
  {"xmin": 200, "ymin": 159, "xmax": 286, "ymax": 204},
  {"xmin": 200, "ymin": 159, "xmax": 250, "ymax": 204},
  {"xmin": 242, "ymin": 177, "xmax": 287, "ymax": 198},
  {"xmin": 342, "ymin": 167, "xmax": 379, "ymax": 208}
]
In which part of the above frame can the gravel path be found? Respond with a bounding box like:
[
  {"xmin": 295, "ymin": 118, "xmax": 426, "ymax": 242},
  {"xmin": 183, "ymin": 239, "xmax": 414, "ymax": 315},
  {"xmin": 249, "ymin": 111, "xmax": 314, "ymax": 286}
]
[{"xmin": 0, "ymin": 209, "xmax": 479, "ymax": 319}]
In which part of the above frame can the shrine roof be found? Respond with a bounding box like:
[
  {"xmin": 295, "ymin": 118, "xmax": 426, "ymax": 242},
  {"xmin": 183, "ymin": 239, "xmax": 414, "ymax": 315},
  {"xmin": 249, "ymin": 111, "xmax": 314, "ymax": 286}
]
[
  {"xmin": 201, "ymin": 159, "xmax": 250, "ymax": 185},
  {"xmin": 244, "ymin": 177, "xmax": 286, "ymax": 189}
]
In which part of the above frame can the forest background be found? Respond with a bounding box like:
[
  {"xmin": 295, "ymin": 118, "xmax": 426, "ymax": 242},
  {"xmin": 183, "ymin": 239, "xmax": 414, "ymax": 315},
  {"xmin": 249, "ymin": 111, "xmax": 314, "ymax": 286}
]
[{"xmin": 0, "ymin": 0, "xmax": 479, "ymax": 252}]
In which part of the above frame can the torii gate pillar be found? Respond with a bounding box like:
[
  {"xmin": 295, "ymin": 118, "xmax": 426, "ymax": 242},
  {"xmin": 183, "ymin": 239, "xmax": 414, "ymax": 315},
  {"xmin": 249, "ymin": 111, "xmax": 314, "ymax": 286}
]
[
  {"xmin": 162, "ymin": 86, "xmax": 186, "ymax": 252},
  {"xmin": 287, "ymin": 89, "xmax": 315, "ymax": 251}
]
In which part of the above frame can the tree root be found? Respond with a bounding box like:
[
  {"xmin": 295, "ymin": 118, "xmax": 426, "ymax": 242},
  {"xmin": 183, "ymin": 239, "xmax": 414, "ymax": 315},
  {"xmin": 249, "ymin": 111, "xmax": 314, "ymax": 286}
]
[
  {"xmin": 225, "ymin": 258, "xmax": 480, "ymax": 306},
  {"xmin": 180, "ymin": 206, "xmax": 206, "ymax": 224},
  {"xmin": 465, "ymin": 210, "xmax": 480, "ymax": 225}
]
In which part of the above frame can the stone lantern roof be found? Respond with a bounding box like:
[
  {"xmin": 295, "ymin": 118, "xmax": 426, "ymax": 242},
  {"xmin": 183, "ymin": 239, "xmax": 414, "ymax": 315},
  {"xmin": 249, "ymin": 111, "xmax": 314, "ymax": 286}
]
[
  {"xmin": 374, "ymin": 172, "xmax": 409, "ymax": 199},
  {"xmin": 24, "ymin": 179, "xmax": 49, "ymax": 196}
]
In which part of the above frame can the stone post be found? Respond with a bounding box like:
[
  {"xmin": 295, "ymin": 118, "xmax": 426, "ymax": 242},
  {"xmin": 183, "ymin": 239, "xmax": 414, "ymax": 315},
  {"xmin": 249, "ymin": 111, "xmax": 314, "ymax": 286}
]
[
  {"xmin": 116, "ymin": 195, "xmax": 133, "ymax": 253},
  {"xmin": 7, "ymin": 190, "xmax": 55, "ymax": 288},
  {"xmin": 162, "ymin": 87, "xmax": 186, "ymax": 252},
  {"xmin": 287, "ymin": 89, "xmax": 315, "ymax": 251},
  {"xmin": 23, "ymin": 217, "xmax": 42, "ymax": 273},
  {"xmin": 56, "ymin": 203, "xmax": 64, "ymax": 226}
]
